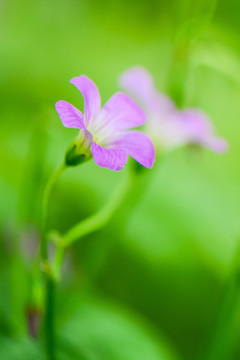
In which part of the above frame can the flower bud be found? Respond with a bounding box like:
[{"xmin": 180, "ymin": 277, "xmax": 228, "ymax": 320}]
[{"xmin": 65, "ymin": 130, "xmax": 92, "ymax": 167}]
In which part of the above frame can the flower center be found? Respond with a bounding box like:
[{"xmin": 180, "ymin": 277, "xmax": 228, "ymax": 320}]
[{"xmin": 92, "ymin": 134, "xmax": 99, "ymax": 143}]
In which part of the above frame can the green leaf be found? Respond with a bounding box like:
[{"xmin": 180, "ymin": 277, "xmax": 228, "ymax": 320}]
[
  {"xmin": 60, "ymin": 294, "xmax": 178, "ymax": 360},
  {"xmin": 0, "ymin": 336, "xmax": 42, "ymax": 360}
]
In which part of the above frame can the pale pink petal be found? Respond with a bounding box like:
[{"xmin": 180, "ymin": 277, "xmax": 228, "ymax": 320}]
[
  {"xmin": 180, "ymin": 109, "xmax": 213, "ymax": 137},
  {"xmin": 113, "ymin": 131, "xmax": 156, "ymax": 168},
  {"xmin": 118, "ymin": 66, "xmax": 155, "ymax": 106},
  {"xmin": 180, "ymin": 109, "xmax": 228, "ymax": 153},
  {"xmin": 119, "ymin": 67, "xmax": 176, "ymax": 114},
  {"xmin": 119, "ymin": 68, "xmax": 228, "ymax": 155},
  {"xmin": 91, "ymin": 142, "xmax": 128, "ymax": 171},
  {"xmin": 55, "ymin": 100, "xmax": 85, "ymax": 129},
  {"xmin": 203, "ymin": 137, "xmax": 229, "ymax": 153},
  {"xmin": 70, "ymin": 75, "xmax": 101, "ymax": 127},
  {"xmin": 91, "ymin": 92, "xmax": 146, "ymax": 139}
]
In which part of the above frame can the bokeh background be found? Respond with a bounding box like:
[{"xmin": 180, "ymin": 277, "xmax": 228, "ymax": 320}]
[{"xmin": 1, "ymin": 0, "xmax": 240, "ymax": 359}]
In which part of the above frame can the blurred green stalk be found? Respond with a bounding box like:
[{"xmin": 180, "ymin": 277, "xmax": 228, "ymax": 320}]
[
  {"xmin": 40, "ymin": 161, "xmax": 135, "ymax": 359},
  {"xmin": 168, "ymin": 0, "xmax": 218, "ymax": 107},
  {"xmin": 206, "ymin": 244, "xmax": 240, "ymax": 360},
  {"xmin": 64, "ymin": 168, "xmax": 135, "ymax": 246},
  {"xmin": 41, "ymin": 162, "xmax": 66, "ymax": 360},
  {"xmin": 52, "ymin": 166, "xmax": 136, "ymax": 279},
  {"xmin": 44, "ymin": 276, "xmax": 56, "ymax": 360},
  {"xmin": 41, "ymin": 163, "xmax": 66, "ymax": 261}
]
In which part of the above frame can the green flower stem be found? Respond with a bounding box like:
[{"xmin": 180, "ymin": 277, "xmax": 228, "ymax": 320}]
[
  {"xmin": 52, "ymin": 246, "xmax": 65, "ymax": 280},
  {"xmin": 206, "ymin": 243, "xmax": 240, "ymax": 360},
  {"xmin": 41, "ymin": 162, "xmax": 66, "ymax": 360},
  {"xmin": 51, "ymin": 168, "xmax": 135, "ymax": 278},
  {"xmin": 41, "ymin": 162, "xmax": 66, "ymax": 261},
  {"xmin": 44, "ymin": 276, "xmax": 56, "ymax": 360},
  {"xmin": 63, "ymin": 169, "xmax": 134, "ymax": 246}
]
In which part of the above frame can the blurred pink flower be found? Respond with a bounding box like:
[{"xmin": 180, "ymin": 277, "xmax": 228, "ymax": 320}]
[
  {"xmin": 119, "ymin": 67, "xmax": 228, "ymax": 153},
  {"xmin": 55, "ymin": 75, "xmax": 155, "ymax": 171}
]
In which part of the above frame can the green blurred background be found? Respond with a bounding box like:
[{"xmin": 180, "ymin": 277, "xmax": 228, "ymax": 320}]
[{"xmin": 1, "ymin": 0, "xmax": 240, "ymax": 359}]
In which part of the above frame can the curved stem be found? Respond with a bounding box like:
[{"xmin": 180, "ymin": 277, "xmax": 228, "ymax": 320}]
[
  {"xmin": 52, "ymin": 247, "xmax": 65, "ymax": 280},
  {"xmin": 51, "ymin": 168, "xmax": 135, "ymax": 278},
  {"xmin": 63, "ymin": 169, "xmax": 134, "ymax": 246},
  {"xmin": 41, "ymin": 163, "xmax": 66, "ymax": 260},
  {"xmin": 45, "ymin": 276, "xmax": 56, "ymax": 360},
  {"xmin": 40, "ymin": 162, "xmax": 66, "ymax": 360}
]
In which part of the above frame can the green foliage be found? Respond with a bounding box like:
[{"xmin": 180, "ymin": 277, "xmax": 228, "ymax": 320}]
[
  {"xmin": 59, "ymin": 294, "xmax": 177, "ymax": 360},
  {"xmin": 0, "ymin": 336, "xmax": 42, "ymax": 360},
  {"xmin": 1, "ymin": 0, "xmax": 240, "ymax": 359}
]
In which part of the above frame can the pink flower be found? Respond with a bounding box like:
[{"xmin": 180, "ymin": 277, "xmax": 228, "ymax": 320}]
[
  {"xmin": 119, "ymin": 67, "xmax": 228, "ymax": 153},
  {"xmin": 55, "ymin": 75, "xmax": 155, "ymax": 171}
]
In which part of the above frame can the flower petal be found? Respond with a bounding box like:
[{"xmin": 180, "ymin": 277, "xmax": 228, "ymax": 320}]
[
  {"xmin": 91, "ymin": 142, "xmax": 128, "ymax": 171},
  {"xmin": 113, "ymin": 131, "xmax": 156, "ymax": 168},
  {"xmin": 91, "ymin": 92, "xmax": 146, "ymax": 141},
  {"xmin": 118, "ymin": 66, "xmax": 155, "ymax": 107},
  {"xmin": 70, "ymin": 75, "xmax": 101, "ymax": 127},
  {"xmin": 203, "ymin": 137, "xmax": 229, "ymax": 153},
  {"xmin": 55, "ymin": 100, "xmax": 85, "ymax": 129},
  {"xmin": 180, "ymin": 109, "xmax": 213, "ymax": 136},
  {"xmin": 119, "ymin": 67, "xmax": 176, "ymax": 115},
  {"xmin": 180, "ymin": 109, "xmax": 228, "ymax": 153}
]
